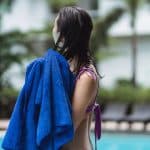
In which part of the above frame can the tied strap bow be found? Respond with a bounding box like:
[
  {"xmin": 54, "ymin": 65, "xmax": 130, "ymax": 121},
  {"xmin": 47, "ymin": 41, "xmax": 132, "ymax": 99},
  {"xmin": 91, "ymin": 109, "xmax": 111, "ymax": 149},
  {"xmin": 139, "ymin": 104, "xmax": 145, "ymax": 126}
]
[{"xmin": 86, "ymin": 101, "xmax": 101, "ymax": 150}]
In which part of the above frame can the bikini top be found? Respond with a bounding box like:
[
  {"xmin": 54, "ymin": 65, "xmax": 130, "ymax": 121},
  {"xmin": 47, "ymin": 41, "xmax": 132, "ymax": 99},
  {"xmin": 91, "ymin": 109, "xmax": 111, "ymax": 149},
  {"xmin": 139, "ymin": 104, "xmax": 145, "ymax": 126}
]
[{"xmin": 75, "ymin": 65, "xmax": 101, "ymax": 150}]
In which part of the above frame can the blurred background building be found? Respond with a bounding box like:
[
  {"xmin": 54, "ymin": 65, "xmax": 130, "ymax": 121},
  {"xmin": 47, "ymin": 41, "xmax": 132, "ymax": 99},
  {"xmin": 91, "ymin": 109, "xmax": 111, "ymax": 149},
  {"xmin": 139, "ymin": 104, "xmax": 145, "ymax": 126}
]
[{"xmin": 1, "ymin": 0, "xmax": 150, "ymax": 89}]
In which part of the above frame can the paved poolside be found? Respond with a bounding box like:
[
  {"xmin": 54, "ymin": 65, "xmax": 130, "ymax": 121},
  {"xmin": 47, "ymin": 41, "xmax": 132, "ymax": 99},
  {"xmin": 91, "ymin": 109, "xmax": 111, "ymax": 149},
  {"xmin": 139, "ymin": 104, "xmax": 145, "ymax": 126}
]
[{"xmin": 1, "ymin": 119, "xmax": 150, "ymax": 137}]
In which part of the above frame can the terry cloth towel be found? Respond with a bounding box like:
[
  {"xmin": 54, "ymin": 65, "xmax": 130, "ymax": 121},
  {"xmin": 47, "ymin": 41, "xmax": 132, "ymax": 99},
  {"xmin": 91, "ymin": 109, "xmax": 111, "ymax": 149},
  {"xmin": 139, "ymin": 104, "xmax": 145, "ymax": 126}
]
[{"xmin": 2, "ymin": 48, "xmax": 76, "ymax": 150}]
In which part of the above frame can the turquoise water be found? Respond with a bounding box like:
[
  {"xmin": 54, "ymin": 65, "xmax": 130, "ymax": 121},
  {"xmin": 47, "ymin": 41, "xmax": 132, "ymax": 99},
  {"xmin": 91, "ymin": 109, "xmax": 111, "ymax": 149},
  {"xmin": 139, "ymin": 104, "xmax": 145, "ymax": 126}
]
[
  {"xmin": 90, "ymin": 132, "xmax": 150, "ymax": 150},
  {"xmin": 1, "ymin": 132, "xmax": 150, "ymax": 150},
  {"xmin": 0, "ymin": 139, "xmax": 2, "ymax": 150}
]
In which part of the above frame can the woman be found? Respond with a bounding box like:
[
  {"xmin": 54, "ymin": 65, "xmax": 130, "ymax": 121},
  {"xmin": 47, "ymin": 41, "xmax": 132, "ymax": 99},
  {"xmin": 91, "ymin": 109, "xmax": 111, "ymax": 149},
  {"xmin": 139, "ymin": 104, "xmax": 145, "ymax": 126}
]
[{"xmin": 52, "ymin": 6, "xmax": 101, "ymax": 150}]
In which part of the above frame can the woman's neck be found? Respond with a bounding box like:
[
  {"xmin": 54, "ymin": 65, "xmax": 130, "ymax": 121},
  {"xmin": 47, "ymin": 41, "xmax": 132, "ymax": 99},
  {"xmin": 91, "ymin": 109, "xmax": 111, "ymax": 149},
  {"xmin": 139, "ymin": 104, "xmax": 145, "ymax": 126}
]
[{"xmin": 68, "ymin": 56, "xmax": 78, "ymax": 73}]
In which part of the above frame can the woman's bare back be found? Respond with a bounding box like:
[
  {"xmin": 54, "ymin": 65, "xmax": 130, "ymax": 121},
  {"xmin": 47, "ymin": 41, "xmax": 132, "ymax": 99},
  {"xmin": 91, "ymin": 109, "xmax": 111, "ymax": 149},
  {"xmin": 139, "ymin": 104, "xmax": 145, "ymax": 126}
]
[
  {"xmin": 61, "ymin": 109, "xmax": 93, "ymax": 150},
  {"xmin": 61, "ymin": 64, "xmax": 99, "ymax": 150}
]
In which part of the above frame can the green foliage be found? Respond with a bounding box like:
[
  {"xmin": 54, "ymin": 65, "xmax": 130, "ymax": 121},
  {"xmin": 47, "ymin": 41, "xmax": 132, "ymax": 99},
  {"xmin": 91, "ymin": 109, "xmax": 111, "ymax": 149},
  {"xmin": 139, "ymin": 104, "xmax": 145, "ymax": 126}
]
[
  {"xmin": 98, "ymin": 84, "xmax": 150, "ymax": 104},
  {"xmin": 0, "ymin": 31, "xmax": 26, "ymax": 89},
  {"xmin": 0, "ymin": 88, "xmax": 19, "ymax": 100},
  {"xmin": 116, "ymin": 78, "xmax": 135, "ymax": 87},
  {"xmin": 98, "ymin": 78, "xmax": 150, "ymax": 104},
  {"xmin": 0, "ymin": 88, "xmax": 18, "ymax": 118},
  {"xmin": 29, "ymin": 23, "xmax": 53, "ymax": 35},
  {"xmin": 0, "ymin": 25, "xmax": 55, "ymax": 90},
  {"xmin": 49, "ymin": 0, "xmax": 78, "ymax": 13}
]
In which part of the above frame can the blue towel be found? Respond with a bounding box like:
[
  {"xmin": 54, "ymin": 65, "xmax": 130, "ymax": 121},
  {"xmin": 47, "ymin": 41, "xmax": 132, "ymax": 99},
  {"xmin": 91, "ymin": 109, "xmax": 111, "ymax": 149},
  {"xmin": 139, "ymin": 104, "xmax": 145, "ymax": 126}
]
[{"xmin": 2, "ymin": 48, "xmax": 76, "ymax": 150}]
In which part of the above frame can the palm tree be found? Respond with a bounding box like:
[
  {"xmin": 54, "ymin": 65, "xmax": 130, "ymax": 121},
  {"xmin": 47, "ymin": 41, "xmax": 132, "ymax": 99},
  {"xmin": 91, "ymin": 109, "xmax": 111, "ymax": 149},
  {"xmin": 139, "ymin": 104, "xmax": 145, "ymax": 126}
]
[
  {"xmin": 0, "ymin": 31, "xmax": 28, "ymax": 90},
  {"xmin": 125, "ymin": 0, "xmax": 140, "ymax": 87},
  {"xmin": 0, "ymin": 2, "xmax": 39, "ymax": 90},
  {"xmin": 91, "ymin": 8, "xmax": 125, "ymax": 63}
]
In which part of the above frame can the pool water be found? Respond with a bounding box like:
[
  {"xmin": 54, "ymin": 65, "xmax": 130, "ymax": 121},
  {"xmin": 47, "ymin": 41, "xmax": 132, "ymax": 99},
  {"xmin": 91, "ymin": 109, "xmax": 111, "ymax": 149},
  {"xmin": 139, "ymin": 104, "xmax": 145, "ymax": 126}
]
[
  {"xmin": 0, "ymin": 139, "xmax": 2, "ymax": 150},
  {"xmin": 0, "ymin": 132, "xmax": 150, "ymax": 150},
  {"xmin": 90, "ymin": 132, "xmax": 150, "ymax": 150}
]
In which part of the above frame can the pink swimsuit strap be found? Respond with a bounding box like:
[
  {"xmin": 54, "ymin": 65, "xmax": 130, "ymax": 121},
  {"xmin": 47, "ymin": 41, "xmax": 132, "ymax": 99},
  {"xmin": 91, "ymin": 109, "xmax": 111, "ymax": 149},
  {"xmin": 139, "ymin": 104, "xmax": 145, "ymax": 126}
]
[
  {"xmin": 75, "ymin": 65, "xmax": 101, "ymax": 148},
  {"xmin": 76, "ymin": 66, "xmax": 97, "ymax": 81}
]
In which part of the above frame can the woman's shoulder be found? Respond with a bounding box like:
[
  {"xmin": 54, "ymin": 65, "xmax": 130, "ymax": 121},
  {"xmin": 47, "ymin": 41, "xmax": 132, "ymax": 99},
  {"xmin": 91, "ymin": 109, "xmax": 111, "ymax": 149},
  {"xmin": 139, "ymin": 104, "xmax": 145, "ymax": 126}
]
[{"xmin": 76, "ymin": 64, "xmax": 98, "ymax": 81}]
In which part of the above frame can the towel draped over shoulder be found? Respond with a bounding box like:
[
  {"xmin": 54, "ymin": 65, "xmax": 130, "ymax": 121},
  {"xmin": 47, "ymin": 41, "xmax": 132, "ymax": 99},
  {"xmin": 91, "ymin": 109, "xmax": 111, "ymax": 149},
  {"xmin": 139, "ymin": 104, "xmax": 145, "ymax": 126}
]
[{"xmin": 2, "ymin": 48, "xmax": 76, "ymax": 150}]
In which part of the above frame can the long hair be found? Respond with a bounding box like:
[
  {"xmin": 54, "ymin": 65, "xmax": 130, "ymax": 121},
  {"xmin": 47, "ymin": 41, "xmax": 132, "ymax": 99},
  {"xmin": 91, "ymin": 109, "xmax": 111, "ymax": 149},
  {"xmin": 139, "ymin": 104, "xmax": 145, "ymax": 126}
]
[{"xmin": 53, "ymin": 6, "xmax": 102, "ymax": 79}]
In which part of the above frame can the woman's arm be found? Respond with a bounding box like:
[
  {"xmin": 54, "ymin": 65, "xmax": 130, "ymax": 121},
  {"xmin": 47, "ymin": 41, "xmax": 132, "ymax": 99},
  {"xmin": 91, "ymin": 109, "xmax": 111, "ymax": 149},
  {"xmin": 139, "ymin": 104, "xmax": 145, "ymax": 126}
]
[{"xmin": 71, "ymin": 72, "xmax": 97, "ymax": 132}]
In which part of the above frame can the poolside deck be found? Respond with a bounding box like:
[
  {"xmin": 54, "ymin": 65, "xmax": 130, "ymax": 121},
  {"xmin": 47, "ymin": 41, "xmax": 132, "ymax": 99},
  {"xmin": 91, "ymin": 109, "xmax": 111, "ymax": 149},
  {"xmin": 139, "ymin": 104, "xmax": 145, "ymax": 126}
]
[{"xmin": 1, "ymin": 119, "xmax": 150, "ymax": 137}]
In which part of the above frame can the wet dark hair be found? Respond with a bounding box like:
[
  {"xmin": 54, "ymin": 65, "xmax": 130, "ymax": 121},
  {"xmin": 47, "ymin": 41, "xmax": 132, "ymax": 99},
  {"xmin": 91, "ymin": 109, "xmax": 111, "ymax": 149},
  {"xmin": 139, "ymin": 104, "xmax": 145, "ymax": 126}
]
[{"xmin": 53, "ymin": 6, "xmax": 102, "ymax": 79}]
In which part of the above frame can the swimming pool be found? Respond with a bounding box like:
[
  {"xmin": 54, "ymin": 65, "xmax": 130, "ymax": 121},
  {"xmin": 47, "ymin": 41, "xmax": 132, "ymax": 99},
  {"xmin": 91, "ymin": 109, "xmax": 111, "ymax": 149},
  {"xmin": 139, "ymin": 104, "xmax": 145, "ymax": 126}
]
[
  {"xmin": 0, "ymin": 132, "xmax": 150, "ymax": 150},
  {"xmin": 90, "ymin": 132, "xmax": 150, "ymax": 150}
]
